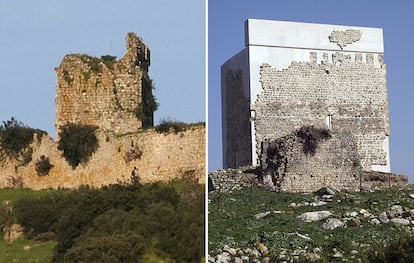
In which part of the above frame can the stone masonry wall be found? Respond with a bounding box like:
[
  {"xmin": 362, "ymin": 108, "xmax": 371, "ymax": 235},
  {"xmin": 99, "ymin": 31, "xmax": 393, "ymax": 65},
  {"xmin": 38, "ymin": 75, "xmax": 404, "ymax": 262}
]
[
  {"xmin": 260, "ymin": 128, "xmax": 362, "ymax": 193},
  {"xmin": 223, "ymin": 69, "xmax": 252, "ymax": 168},
  {"xmin": 255, "ymin": 51, "xmax": 389, "ymax": 172},
  {"xmin": 209, "ymin": 166, "xmax": 408, "ymax": 194},
  {"xmin": 0, "ymin": 126, "xmax": 205, "ymax": 189},
  {"xmin": 55, "ymin": 33, "xmax": 151, "ymax": 137}
]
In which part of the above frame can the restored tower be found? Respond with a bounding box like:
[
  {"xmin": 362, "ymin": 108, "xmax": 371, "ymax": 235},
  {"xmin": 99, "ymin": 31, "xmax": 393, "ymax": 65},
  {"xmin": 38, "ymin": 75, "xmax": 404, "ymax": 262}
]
[
  {"xmin": 55, "ymin": 33, "xmax": 155, "ymax": 137},
  {"xmin": 222, "ymin": 19, "xmax": 390, "ymax": 191}
]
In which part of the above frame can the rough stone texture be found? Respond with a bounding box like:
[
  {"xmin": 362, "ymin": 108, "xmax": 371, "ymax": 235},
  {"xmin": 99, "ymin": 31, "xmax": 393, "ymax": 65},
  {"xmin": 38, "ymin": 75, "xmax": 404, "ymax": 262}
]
[
  {"xmin": 250, "ymin": 51, "xmax": 390, "ymax": 192},
  {"xmin": 329, "ymin": 29, "xmax": 362, "ymax": 49},
  {"xmin": 55, "ymin": 33, "xmax": 153, "ymax": 137},
  {"xmin": 259, "ymin": 128, "xmax": 362, "ymax": 192},
  {"xmin": 208, "ymin": 166, "xmax": 258, "ymax": 193},
  {"xmin": 3, "ymin": 224, "xmax": 24, "ymax": 242},
  {"xmin": 223, "ymin": 69, "xmax": 252, "ymax": 168},
  {"xmin": 256, "ymin": 56, "xmax": 388, "ymax": 171},
  {"xmin": 209, "ymin": 166, "xmax": 407, "ymax": 194},
  {"xmin": 390, "ymin": 218, "xmax": 410, "ymax": 226},
  {"xmin": 0, "ymin": 126, "xmax": 205, "ymax": 189},
  {"xmin": 297, "ymin": 211, "xmax": 332, "ymax": 222},
  {"xmin": 322, "ymin": 218, "xmax": 344, "ymax": 230},
  {"xmin": 363, "ymin": 171, "xmax": 408, "ymax": 190}
]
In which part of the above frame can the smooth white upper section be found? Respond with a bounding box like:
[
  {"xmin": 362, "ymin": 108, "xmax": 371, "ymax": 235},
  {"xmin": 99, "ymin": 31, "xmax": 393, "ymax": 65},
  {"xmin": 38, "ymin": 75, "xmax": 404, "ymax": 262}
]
[{"xmin": 245, "ymin": 19, "xmax": 384, "ymax": 53}]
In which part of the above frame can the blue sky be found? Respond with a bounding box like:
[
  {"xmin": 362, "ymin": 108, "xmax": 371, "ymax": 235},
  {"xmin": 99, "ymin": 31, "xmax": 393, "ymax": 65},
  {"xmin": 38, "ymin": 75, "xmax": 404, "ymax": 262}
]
[
  {"xmin": 208, "ymin": 0, "xmax": 414, "ymax": 181},
  {"xmin": 0, "ymin": 0, "xmax": 205, "ymax": 138}
]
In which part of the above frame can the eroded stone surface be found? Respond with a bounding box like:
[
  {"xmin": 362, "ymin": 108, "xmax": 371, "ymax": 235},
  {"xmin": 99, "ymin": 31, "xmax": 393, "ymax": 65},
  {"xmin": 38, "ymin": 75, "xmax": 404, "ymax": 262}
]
[{"xmin": 55, "ymin": 33, "xmax": 153, "ymax": 137}]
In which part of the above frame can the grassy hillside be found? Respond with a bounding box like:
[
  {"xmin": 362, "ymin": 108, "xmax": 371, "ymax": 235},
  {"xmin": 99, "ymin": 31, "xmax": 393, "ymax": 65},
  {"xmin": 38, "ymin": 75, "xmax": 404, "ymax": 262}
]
[
  {"xmin": 209, "ymin": 186, "xmax": 414, "ymax": 262},
  {"xmin": 0, "ymin": 238, "xmax": 55, "ymax": 263}
]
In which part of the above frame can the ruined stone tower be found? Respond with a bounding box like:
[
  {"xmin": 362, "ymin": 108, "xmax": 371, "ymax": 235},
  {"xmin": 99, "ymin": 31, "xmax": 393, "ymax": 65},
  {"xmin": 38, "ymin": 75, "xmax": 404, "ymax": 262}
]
[
  {"xmin": 222, "ymin": 19, "xmax": 390, "ymax": 192},
  {"xmin": 55, "ymin": 33, "xmax": 155, "ymax": 137}
]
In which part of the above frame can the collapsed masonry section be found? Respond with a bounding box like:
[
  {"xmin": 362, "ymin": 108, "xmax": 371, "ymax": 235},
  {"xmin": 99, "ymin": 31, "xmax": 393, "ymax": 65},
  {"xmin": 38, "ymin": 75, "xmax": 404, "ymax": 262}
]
[
  {"xmin": 55, "ymin": 33, "xmax": 155, "ymax": 137},
  {"xmin": 255, "ymin": 51, "xmax": 390, "ymax": 178}
]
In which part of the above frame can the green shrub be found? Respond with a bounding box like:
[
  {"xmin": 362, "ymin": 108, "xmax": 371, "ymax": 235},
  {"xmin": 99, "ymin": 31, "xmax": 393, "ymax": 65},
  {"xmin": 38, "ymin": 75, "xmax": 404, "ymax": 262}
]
[
  {"xmin": 368, "ymin": 236, "xmax": 414, "ymax": 262},
  {"xmin": 62, "ymin": 70, "xmax": 74, "ymax": 85},
  {"xmin": 155, "ymin": 119, "xmax": 204, "ymax": 134},
  {"xmin": 0, "ymin": 118, "xmax": 46, "ymax": 164},
  {"xmin": 82, "ymin": 71, "xmax": 91, "ymax": 81},
  {"xmin": 76, "ymin": 54, "xmax": 101, "ymax": 73},
  {"xmin": 15, "ymin": 194, "xmax": 64, "ymax": 237},
  {"xmin": 35, "ymin": 155, "xmax": 53, "ymax": 176},
  {"xmin": 136, "ymin": 74, "xmax": 158, "ymax": 128},
  {"xmin": 0, "ymin": 202, "xmax": 13, "ymax": 234},
  {"xmin": 58, "ymin": 123, "xmax": 99, "ymax": 168},
  {"xmin": 14, "ymin": 180, "xmax": 204, "ymax": 262}
]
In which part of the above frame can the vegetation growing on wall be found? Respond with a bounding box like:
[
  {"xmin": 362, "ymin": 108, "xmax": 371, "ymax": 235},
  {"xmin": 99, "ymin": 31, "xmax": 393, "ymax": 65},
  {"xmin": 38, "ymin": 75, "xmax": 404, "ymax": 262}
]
[
  {"xmin": 74, "ymin": 54, "xmax": 117, "ymax": 74},
  {"xmin": 0, "ymin": 118, "xmax": 46, "ymax": 166},
  {"xmin": 62, "ymin": 69, "xmax": 74, "ymax": 85},
  {"xmin": 124, "ymin": 144, "xmax": 142, "ymax": 163},
  {"xmin": 58, "ymin": 123, "xmax": 99, "ymax": 168},
  {"xmin": 100, "ymin": 55, "xmax": 117, "ymax": 70},
  {"xmin": 35, "ymin": 155, "xmax": 53, "ymax": 176},
  {"xmin": 296, "ymin": 125, "xmax": 331, "ymax": 155},
  {"xmin": 135, "ymin": 74, "xmax": 158, "ymax": 128},
  {"xmin": 82, "ymin": 71, "xmax": 91, "ymax": 81},
  {"xmin": 155, "ymin": 119, "xmax": 205, "ymax": 134}
]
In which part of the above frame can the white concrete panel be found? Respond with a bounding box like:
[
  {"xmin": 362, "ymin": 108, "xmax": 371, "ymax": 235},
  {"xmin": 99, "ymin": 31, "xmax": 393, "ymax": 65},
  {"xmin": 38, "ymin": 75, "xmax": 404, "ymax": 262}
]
[
  {"xmin": 222, "ymin": 49, "xmax": 250, "ymax": 98},
  {"xmin": 221, "ymin": 49, "xmax": 250, "ymax": 167},
  {"xmin": 246, "ymin": 19, "xmax": 384, "ymax": 53},
  {"xmin": 371, "ymin": 136, "xmax": 391, "ymax": 173}
]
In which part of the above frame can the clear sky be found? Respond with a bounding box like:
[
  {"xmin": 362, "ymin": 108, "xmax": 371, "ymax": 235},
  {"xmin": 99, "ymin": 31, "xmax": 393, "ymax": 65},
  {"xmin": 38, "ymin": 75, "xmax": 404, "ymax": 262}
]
[
  {"xmin": 208, "ymin": 0, "xmax": 414, "ymax": 181},
  {"xmin": 0, "ymin": 0, "xmax": 205, "ymax": 138}
]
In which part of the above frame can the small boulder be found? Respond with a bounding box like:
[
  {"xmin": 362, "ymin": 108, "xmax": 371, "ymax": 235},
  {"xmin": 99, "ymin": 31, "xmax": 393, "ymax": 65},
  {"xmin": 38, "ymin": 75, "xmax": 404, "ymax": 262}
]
[
  {"xmin": 256, "ymin": 242, "xmax": 268, "ymax": 256},
  {"xmin": 350, "ymin": 218, "xmax": 361, "ymax": 227},
  {"xmin": 391, "ymin": 218, "xmax": 410, "ymax": 226},
  {"xmin": 3, "ymin": 224, "xmax": 24, "ymax": 242},
  {"xmin": 216, "ymin": 252, "xmax": 231, "ymax": 263},
  {"xmin": 297, "ymin": 211, "xmax": 332, "ymax": 222},
  {"xmin": 304, "ymin": 253, "xmax": 321, "ymax": 262},
  {"xmin": 223, "ymin": 245, "xmax": 236, "ymax": 256},
  {"xmin": 370, "ymin": 218, "xmax": 381, "ymax": 225},
  {"xmin": 322, "ymin": 218, "xmax": 344, "ymax": 230},
  {"xmin": 254, "ymin": 211, "xmax": 271, "ymax": 220},
  {"xmin": 296, "ymin": 233, "xmax": 312, "ymax": 241},
  {"xmin": 350, "ymin": 211, "xmax": 359, "ymax": 217},
  {"xmin": 321, "ymin": 195, "xmax": 334, "ymax": 202},
  {"xmin": 315, "ymin": 187, "xmax": 336, "ymax": 196},
  {"xmin": 390, "ymin": 205, "xmax": 403, "ymax": 217},
  {"xmin": 310, "ymin": 201, "xmax": 327, "ymax": 206},
  {"xmin": 379, "ymin": 212, "xmax": 390, "ymax": 224},
  {"xmin": 359, "ymin": 209, "xmax": 371, "ymax": 218}
]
